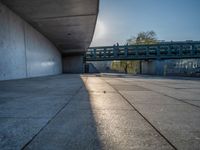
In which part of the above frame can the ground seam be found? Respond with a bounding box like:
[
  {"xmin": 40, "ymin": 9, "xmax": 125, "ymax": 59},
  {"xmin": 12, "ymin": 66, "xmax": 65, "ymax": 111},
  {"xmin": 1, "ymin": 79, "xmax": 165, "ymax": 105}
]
[
  {"xmin": 102, "ymin": 77, "xmax": 177, "ymax": 150},
  {"xmin": 21, "ymin": 79, "xmax": 86, "ymax": 150},
  {"xmin": 122, "ymin": 79, "xmax": 200, "ymax": 109}
]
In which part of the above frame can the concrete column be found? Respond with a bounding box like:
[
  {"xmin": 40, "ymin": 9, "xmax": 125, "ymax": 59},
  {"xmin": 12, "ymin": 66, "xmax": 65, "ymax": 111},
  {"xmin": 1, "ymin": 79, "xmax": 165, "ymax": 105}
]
[
  {"xmin": 141, "ymin": 60, "xmax": 165, "ymax": 76},
  {"xmin": 141, "ymin": 60, "xmax": 156, "ymax": 75},
  {"xmin": 62, "ymin": 54, "xmax": 84, "ymax": 73}
]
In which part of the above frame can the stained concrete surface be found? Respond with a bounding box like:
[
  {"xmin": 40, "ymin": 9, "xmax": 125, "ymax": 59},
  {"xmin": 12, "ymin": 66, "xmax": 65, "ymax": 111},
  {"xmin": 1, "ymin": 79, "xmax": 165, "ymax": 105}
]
[{"xmin": 0, "ymin": 74, "xmax": 200, "ymax": 149}]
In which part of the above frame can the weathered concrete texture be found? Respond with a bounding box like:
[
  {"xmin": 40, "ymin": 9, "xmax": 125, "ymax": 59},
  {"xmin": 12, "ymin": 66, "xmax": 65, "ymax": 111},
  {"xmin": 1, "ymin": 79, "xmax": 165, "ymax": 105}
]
[
  {"xmin": 25, "ymin": 23, "xmax": 62, "ymax": 78},
  {"xmin": 141, "ymin": 59, "xmax": 200, "ymax": 76},
  {"xmin": 0, "ymin": 2, "xmax": 26, "ymax": 80},
  {"xmin": 110, "ymin": 75, "xmax": 200, "ymax": 150},
  {"xmin": 0, "ymin": 3, "xmax": 62, "ymax": 80},
  {"xmin": 2, "ymin": 0, "xmax": 99, "ymax": 53},
  {"xmin": 62, "ymin": 55, "xmax": 84, "ymax": 73},
  {"xmin": 1, "ymin": 74, "xmax": 200, "ymax": 149},
  {"xmin": 0, "ymin": 75, "xmax": 83, "ymax": 150}
]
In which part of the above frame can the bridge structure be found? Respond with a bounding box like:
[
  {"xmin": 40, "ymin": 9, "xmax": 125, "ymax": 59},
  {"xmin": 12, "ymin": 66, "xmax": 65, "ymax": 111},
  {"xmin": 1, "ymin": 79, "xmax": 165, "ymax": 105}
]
[
  {"xmin": 0, "ymin": 0, "xmax": 99, "ymax": 81},
  {"xmin": 85, "ymin": 41, "xmax": 200, "ymax": 61}
]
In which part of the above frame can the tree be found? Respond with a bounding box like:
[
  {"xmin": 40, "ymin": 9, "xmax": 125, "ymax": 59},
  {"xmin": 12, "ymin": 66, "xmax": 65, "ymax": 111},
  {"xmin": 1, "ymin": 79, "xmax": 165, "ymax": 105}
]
[
  {"xmin": 126, "ymin": 31, "xmax": 158, "ymax": 73},
  {"xmin": 127, "ymin": 30, "xmax": 157, "ymax": 45},
  {"xmin": 111, "ymin": 31, "xmax": 158, "ymax": 74}
]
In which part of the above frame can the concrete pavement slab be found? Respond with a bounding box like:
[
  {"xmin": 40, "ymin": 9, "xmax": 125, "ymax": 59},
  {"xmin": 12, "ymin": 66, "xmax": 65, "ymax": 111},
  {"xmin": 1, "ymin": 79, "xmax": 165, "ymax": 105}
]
[
  {"xmin": 120, "ymin": 91, "xmax": 183, "ymax": 105},
  {"xmin": 109, "ymin": 76, "xmax": 200, "ymax": 150},
  {"xmin": 1, "ymin": 74, "xmax": 200, "ymax": 149},
  {"xmin": 0, "ymin": 117, "xmax": 49, "ymax": 150}
]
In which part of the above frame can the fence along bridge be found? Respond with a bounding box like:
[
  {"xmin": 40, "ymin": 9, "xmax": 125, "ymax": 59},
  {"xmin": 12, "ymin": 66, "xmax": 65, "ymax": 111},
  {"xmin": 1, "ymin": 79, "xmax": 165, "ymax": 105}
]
[{"xmin": 85, "ymin": 41, "xmax": 200, "ymax": 61}]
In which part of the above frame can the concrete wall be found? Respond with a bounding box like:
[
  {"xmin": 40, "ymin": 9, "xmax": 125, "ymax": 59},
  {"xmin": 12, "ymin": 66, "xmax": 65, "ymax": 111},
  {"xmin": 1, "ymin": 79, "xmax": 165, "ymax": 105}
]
[
  {"xmin": 111, "ymin": 60, "xmax": 141, "ymax": 74},
  {"xmin": 141, "ymin": 59, "xmax": 200, "ymax": 77},
  {"xmin": 142, "ymin": 61, "xmax": 159, "ymax": 75},
  {"xmin": 63, "ymin": 55, "xmax": 84, "ymax": 73},
  {"xmin": 87, "ymin": 61, "xmax": 112, "ymax": 73},
  {"xmin": 0, "ymin": 3, "xmax": 62, "ymax": 80},
  {"xmin": 87, "ymin": 59, "xmax": 200, "ymax": 77},
  {"xmin": 86, "ymin": 61, "xmax": 140, "ymax": 74}
]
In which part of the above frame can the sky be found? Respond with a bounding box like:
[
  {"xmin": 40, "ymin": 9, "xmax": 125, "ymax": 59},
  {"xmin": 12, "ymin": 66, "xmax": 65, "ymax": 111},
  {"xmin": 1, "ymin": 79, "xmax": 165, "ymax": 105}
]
[{"xmin": 90, "ymin": 0, "xmax": 200, "ymax": 46}]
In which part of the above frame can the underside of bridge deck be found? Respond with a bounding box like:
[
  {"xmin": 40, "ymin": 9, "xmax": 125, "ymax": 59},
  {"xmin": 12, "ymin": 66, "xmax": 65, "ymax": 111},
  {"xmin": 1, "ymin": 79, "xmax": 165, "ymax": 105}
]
[
  {"xmin": 2, "ymin": 0, "xmax": 99, "ymax": 54},
  {"xmin": 0, "ymin": 0, "xmax": 99, "ymax": 80}
]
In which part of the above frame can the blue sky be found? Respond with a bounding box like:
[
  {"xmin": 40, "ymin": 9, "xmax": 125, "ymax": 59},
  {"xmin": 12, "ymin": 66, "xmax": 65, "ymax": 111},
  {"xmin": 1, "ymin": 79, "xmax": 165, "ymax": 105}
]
[{"xmin": 91, "ymin": 0, "xmax": 200, "ymax": 46}]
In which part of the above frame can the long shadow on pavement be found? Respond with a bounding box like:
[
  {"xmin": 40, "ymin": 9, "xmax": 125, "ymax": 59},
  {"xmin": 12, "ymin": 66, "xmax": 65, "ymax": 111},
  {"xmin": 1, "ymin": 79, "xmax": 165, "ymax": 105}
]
[{"xmin": 0, "ymin": 75, "xmax": 103, "ymax": 150}]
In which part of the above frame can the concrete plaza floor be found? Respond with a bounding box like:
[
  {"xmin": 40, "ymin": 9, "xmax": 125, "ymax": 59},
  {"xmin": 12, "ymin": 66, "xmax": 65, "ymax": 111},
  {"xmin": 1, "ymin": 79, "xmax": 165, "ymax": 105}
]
[{"xmin": 0, "ymin": 74, "xmax": 200, "ymax": 150}]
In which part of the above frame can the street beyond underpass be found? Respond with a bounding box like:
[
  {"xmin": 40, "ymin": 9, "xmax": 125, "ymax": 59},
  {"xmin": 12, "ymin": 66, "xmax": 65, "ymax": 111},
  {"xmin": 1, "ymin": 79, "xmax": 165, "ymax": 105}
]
[{"xmin": 0, "ymin": 74, "xmax": 200, "ymax": 150}]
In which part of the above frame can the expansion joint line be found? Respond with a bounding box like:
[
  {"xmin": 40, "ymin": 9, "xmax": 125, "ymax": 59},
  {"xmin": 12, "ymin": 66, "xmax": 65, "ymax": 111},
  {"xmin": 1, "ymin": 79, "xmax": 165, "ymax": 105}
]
[
  {"xmin": 21, "ymin": 82, "xmax": 85, "ymax": 150},
  {"xmin": 101, "ymin": 77, "xmax": 177, "ymax": 150},
  {"xmin": 128, "ymin": 79, "xmax": 200, "ymax": 109}
]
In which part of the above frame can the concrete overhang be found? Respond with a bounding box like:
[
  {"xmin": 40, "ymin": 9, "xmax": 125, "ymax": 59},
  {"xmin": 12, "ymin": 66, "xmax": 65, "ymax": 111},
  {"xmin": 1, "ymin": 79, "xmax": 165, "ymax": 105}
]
[{"xmin": 1, "ymin": 0, "xmax": 99, "ymax": 54}]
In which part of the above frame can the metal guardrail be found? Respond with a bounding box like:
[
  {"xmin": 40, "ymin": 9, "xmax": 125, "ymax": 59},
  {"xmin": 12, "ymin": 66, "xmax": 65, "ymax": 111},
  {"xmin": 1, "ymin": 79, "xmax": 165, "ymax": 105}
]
[{"xmin": 85, "ymin": 41, "xmax": 200, "ymax": 61}]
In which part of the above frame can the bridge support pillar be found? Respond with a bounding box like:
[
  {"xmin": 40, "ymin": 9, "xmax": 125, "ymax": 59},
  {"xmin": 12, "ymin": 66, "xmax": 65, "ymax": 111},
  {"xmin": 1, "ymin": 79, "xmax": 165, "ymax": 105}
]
[
  {"xmin": 62, "ymin": 54, "xmax": 84, "ymax": 74},
  {"xmin": 141, "ymin": 61, "xmax": 155, "ymax": 75},
  {"xmin": 141, "ymin": 60, "xmax": 165, "ymax": 75}
]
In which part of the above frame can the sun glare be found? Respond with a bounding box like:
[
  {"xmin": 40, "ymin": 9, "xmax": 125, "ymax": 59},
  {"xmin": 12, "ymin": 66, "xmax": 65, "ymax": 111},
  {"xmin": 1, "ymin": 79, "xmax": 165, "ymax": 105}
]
[{"xmin": 94, "ymin": 20, "xmax": 106, "ymax": 39}]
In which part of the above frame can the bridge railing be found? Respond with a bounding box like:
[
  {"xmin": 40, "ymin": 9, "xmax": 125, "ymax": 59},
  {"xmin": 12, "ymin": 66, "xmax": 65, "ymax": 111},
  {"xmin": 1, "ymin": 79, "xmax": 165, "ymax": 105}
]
[{"xmin": 85, "ymin": 41, "xmax": 200, "ymax": 61}]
